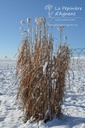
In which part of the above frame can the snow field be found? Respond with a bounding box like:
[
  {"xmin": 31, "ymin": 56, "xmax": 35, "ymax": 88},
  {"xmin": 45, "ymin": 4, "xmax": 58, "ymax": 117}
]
[{"xmin": 0, "ymin": 58, "xmax": 85, "ymax": 128}]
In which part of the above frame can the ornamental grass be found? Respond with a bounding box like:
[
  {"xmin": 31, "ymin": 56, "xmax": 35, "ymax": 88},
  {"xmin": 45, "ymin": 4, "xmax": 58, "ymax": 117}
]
[{"xmin": 16, "ymin": 17, "xmax": 70, "ymax": 123}]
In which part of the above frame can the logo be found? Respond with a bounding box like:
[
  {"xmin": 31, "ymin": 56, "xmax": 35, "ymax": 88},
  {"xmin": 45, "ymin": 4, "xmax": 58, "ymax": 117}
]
[
  {"xmin": 45, "ymin": 4, "xmax": 82, "ymax": 27},
  {"xmin": 45, "ymin": 4, "xmax": 54, "ymax": 18}
]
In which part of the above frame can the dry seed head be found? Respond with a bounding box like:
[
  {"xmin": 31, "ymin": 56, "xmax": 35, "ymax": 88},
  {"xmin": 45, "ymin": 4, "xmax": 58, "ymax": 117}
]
[
  {"xmin": 20, "ymin": 20, "xmax": 25, "ymax": 25},
  {"xmin": 27, "ymin": 18, "xmax": 31, "ymax": 24}
]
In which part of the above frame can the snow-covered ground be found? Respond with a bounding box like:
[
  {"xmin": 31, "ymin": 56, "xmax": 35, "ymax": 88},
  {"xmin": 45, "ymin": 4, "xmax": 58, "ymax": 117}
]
[{"xmin": 0, "ymin": 57, "xmax": 85, "ymax": 128}]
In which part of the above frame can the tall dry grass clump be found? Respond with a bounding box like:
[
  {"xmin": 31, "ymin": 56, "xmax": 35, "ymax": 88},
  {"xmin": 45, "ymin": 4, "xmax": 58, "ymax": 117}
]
[{"xmin": 16, "ymin": 17, "xmax": 70, "ymax": 123}]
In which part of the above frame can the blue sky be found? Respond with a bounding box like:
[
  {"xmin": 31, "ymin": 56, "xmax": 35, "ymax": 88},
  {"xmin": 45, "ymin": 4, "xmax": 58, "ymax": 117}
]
[{"xmin": 0, "ymin": 0, "xmax": 85, "ymax": 57}]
